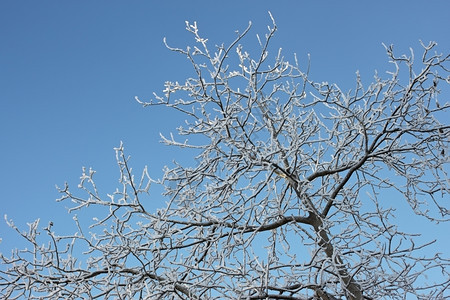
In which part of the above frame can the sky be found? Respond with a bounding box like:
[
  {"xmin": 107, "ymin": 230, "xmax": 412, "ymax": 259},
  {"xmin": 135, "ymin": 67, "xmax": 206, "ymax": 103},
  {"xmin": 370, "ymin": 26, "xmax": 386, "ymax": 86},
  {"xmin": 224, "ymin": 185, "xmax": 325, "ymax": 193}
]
[{"xmin": 0, "ymin": 0, "xmax": 449, "ymax": 290}]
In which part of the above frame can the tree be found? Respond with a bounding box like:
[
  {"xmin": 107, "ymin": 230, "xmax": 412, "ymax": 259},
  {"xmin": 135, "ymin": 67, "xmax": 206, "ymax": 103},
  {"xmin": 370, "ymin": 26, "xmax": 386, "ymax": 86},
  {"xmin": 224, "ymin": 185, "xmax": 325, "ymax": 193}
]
[{"xmin": 1, "ymin": 15, "xmax": 449, "ymax": 299}]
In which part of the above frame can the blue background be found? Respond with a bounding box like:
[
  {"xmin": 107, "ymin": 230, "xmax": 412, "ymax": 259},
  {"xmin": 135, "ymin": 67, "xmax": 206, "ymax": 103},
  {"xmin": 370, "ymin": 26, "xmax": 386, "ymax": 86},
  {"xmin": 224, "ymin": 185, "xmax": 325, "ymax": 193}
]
[{"xmin": 1, "ymin": 0, "xmax": 449, "ymax": 284}]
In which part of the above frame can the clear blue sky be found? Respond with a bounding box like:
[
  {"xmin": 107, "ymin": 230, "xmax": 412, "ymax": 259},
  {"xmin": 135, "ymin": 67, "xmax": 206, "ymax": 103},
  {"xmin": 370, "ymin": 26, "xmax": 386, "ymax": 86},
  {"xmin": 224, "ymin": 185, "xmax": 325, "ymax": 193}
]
[{"xmin": 1, "ymin": 0, "xmax": 449, "ymax": 272}]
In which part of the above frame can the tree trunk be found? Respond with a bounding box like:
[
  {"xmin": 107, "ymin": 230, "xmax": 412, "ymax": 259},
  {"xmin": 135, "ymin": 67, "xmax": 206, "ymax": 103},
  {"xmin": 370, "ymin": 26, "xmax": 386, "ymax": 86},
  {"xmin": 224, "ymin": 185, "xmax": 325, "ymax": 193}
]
[{"xmin": 311, "ymin": 214, "xmax": 362, "ymax": 300}]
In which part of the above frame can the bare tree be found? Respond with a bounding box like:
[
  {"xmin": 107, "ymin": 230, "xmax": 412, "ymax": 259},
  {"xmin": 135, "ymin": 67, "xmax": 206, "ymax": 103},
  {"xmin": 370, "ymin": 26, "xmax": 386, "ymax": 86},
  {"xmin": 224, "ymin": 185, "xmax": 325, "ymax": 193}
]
[{"xmin": 1, "ymin": 15, "xmax": 449, "ymax": 299}]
